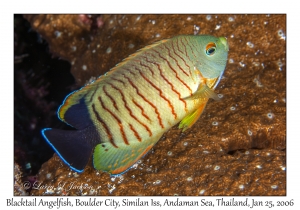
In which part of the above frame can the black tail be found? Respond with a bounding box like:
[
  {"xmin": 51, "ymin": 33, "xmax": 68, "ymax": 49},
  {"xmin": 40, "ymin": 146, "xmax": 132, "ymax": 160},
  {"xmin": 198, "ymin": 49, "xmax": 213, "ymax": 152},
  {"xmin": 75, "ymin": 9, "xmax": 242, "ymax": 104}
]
[{"xmin": 41, "ymin": 127, "xmax": 99, "ymax": 173}]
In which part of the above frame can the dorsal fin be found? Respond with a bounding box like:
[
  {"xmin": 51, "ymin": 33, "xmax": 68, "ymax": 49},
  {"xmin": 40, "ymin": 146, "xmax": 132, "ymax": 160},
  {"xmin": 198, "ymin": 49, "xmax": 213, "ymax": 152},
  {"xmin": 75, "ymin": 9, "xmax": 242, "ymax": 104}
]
[
  {"xmin": 109, "ymin": 38, "xmax": 169, "ymax": 72},
  {"xmin": 58, "ymin": 82, "xmax": 100, "ymax": 128},
  {"xmin": 58, "ymin": 38, "xmax": 169, "ymax": 127}
]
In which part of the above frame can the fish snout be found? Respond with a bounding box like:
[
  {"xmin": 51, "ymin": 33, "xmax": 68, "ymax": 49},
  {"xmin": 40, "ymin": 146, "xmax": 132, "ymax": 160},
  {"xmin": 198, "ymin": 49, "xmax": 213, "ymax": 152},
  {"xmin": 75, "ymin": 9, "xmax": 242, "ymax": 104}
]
[{"xmin": 220, "ymin": 37, "xmax": 229, "ymax": 51}]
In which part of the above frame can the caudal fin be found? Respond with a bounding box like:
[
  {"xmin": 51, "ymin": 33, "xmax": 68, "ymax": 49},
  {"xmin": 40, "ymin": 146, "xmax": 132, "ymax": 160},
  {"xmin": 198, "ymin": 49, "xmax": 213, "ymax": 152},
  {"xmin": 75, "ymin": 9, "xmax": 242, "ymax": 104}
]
[{"xmin": 41, "ymin": 127, "xmax": 98, "ymax": 173}]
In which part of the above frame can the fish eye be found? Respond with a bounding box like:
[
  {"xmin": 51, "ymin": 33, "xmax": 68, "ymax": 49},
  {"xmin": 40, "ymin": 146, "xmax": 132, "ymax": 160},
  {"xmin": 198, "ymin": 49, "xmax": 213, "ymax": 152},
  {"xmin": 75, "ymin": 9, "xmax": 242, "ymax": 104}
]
[{"xmin": 205, "ymin": 42, "xmax": 216, "ymax": 56}]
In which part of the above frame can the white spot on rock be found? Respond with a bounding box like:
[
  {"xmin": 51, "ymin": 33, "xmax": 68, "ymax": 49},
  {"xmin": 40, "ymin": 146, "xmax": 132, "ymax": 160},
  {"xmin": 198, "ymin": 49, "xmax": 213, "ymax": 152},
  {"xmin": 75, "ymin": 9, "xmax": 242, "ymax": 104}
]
[
  {"xmin": 239, "ymin": 62, "xmax": 246, "ymax": 67},
  {"xmin": 214, "ymin": 165, "xmax": 220, "ymax": 170},
  {"xmin": 131, "ymin": 163, "xmax": 138, "ymax": 169},
  {"xmin": 212, "ymin": 121, "xmax": 218, "ymax": 126},
  {"xmin": 193, "ymin": 25, "xmax": 200, "ymax": 35},
  {"xmin": 118, "ymin": 175, "xmax": 124, "ymax": 184},
  {"xmin": 206, "ymin": 15, "xmax": 211, "ymax": 21},
  {"xmin": 187, "ymin": 177, "xmax": 193, "ymax": 181},
  {"xmin": 89, "ymin": 189, "xmax": 95, "ymax": 195},
  {"xmin": 267, "ymin": 112, "xmax": 274, "ymax": 119},
  {"xmin": 271, "ymin": 185, "xmax": 278, "ymax": 189},
  {"xmin": 82, "ymin": 65, "xmax": 87, "ymax": 71},
  {"xmin": 277, "ymin": 60, "xmax": 283, "ymax": 71},
  {"xmin": 228, "ymin": 17, "xmax": 234, "ymax": 22},
  {"xmin": 277, "ymin": 29, "xmax": 286, "ymax": 40},
  {"xmin": 215, "ymin": 25, "xmax": 221, "ymax": 30},
  {"xmin": 54, "ymin": 31, "xmax": 62, "ymax": 38},
  {"xmin": 253, "ymin": 77, "xmax": 263, "ymax": 87},
  {"xmin": 106, "ymin": 47, "xmax": 112, "ymax": 54},
  {"xmin": 218, "ymin": 94, "xmax": 223, "ymax": 98},
  {"xmin": 46, "ymin": 173, "xmax": 52, "ymax": 179},
  {"xmin": 154, "ymin": 180, "xmax": 161, "ymax": 185},
  {"xmin": 246, "ymin": 41, "xmax": 254, "ymax": 48},
  {"xmin": 108, "ymin": 183, "xmax": 116, "ymax": 194},
  {"xmin": 136, "ymin": 15, "xmax": 141, "ymax": 21},
  {"xmin": 252, "ymin": 61, "xmax": 260, "ymax": 66},
  {"xmin": 128, "ymin": 43, "xmax": 135, "ymax": 49},
  {"xmin": 199, "ymin": 189, "xmax": 205, "ymax": 195},
  {"xmin": 44, "ymin": 188, "xmax": 55, "ymax": 195}
]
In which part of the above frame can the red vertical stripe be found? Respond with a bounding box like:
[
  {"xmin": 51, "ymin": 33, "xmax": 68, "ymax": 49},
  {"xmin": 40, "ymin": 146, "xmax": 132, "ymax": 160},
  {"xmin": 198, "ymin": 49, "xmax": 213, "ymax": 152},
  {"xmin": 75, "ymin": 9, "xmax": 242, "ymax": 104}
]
[{"xmin": 98, "ymin": 96, "xmax": 129, "ymax": 145}]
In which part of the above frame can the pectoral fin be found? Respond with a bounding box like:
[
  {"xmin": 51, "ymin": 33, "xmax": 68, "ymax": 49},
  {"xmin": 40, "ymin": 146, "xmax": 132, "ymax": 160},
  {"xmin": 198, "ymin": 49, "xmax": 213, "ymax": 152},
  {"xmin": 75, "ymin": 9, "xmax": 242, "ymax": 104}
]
[
  {"xmin": 184, "ymin": 84, "xmax": 219, "ymax": 101},
  {"xmin": 179, "ymin": 102, "xmax": 208, "ymax": 132},
  {"xmin": 179, "ymin": 84, "xmax": 220, "ymax": 131}
]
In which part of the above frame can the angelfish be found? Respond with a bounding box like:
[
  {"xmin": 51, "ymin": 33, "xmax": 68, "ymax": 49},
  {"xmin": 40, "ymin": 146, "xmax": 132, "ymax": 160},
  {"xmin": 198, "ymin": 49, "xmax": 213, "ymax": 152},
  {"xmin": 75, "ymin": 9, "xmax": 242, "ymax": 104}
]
[{"xmin": 42, "ymin": 35, "xmax": 229, "ymax": 175}]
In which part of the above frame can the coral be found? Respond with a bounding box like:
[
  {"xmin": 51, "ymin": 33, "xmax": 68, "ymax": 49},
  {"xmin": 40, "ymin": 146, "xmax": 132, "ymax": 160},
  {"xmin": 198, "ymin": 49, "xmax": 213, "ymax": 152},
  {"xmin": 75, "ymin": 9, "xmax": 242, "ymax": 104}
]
[
  {"xmin": 22, "ymin": 14, "xmax": 285, "ymax": 195},
  {"xmin": 14, "ymin": 162, "xmax": 28, "ymax": 196}
]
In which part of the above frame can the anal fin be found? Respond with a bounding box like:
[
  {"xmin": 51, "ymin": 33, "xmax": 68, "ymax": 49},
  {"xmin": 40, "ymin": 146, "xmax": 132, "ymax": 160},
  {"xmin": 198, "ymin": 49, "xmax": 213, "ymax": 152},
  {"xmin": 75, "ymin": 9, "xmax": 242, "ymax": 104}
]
[{"xmin": 93, "ymin": 133, "xmax": 163, "ymax": 175}]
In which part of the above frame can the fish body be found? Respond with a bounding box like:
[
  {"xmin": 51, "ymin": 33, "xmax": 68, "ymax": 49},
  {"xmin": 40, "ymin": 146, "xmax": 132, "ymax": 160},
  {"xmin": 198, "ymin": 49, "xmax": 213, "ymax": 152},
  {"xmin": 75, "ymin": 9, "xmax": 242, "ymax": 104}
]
[{"xmin": 42, "ymin": 35, "xmax": 229, "ymax": 175}]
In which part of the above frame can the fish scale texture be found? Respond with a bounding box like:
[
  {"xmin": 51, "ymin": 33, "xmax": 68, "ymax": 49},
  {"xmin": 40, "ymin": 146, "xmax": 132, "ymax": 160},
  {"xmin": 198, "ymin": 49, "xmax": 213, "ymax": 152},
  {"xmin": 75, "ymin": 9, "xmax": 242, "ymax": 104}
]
[{"xmin": 23, "ymin": 14, "xmax": 286, "ymax": 196}]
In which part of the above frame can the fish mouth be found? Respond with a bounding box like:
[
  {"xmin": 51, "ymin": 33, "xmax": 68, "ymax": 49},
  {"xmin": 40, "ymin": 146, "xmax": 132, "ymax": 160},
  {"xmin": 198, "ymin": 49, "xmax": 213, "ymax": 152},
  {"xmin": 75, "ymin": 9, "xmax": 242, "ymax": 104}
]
[{"xmin": 220, "ymin": 37, "xmax": 229, "ymax": 51}]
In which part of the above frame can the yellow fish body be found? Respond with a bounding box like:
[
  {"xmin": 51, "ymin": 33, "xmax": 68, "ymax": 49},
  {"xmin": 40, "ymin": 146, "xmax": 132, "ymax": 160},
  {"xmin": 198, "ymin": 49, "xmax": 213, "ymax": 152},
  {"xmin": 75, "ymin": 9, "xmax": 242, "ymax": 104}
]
[{"xmin": 42, "ymin": 35, "xmax": 229, "ymax": 175}]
